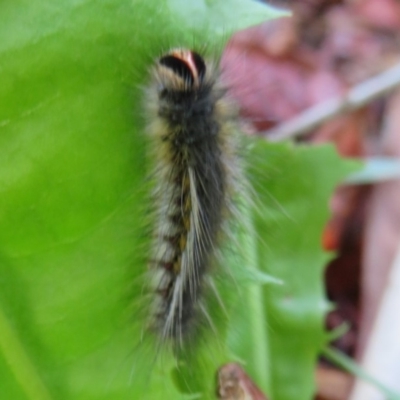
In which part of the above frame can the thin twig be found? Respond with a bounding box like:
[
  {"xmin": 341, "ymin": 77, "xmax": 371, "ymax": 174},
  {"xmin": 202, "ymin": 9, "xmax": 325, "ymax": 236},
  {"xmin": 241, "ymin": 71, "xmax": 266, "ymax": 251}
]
[{"xmin": 264, "ymin": 61, "xmax": 400, "ymax": 142}]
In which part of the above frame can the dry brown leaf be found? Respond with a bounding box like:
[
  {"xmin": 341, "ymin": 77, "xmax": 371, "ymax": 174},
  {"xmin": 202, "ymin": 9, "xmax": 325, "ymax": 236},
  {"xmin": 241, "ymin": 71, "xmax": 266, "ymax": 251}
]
[{"xmin": 217, "ymin": 363, "xmax": 269, "ymax": 400}]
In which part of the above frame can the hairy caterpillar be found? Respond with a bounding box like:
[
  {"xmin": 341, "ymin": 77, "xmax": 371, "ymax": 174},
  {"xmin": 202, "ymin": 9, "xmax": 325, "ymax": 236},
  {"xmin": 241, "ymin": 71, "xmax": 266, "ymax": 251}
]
[{"xmin": 145, "ymin": 48, "xmax": 241, "ymax": 347}]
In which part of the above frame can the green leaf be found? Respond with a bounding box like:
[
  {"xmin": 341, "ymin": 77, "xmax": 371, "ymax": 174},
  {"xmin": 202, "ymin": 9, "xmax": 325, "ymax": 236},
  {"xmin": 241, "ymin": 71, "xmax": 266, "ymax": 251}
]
[
  {"xmin": 0, "ymin": 1, "xmax": 363, "ymax": 399},
  {"xmin": 167, "ymin": 0, "xmax": 289, "ymax": 37},
  {"xmin": 0, "ymin": 0, "xmax": 282, "ymax": 399},
  {"xmin": 227, "ymin": 142, "xmax": 359, "ymax": 399}
]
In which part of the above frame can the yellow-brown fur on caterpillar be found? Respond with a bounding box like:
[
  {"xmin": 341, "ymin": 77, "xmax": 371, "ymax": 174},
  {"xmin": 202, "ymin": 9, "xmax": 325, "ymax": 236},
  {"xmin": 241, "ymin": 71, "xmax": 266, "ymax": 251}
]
[{"xmin": 144, "ymin": 48, "xmax": 241, "ymax": 348}]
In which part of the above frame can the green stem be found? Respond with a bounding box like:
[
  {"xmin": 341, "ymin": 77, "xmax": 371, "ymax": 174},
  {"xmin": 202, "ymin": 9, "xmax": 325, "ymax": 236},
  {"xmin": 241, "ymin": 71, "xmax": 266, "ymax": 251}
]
[
  {"xmin": 243, "ymin": 204, "xmax": 270, "ymax": 391},
  {"xmin": 322, "ymin": 346, "xmax": 400, "ymax": 400}
]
